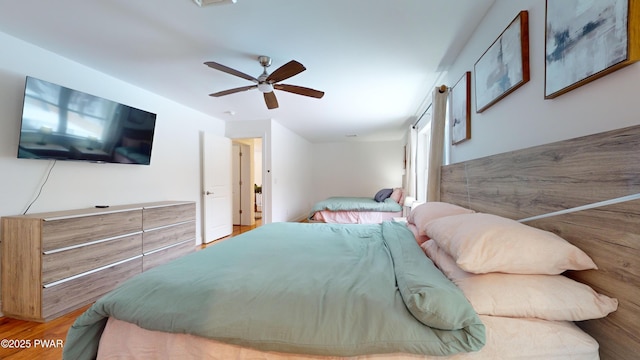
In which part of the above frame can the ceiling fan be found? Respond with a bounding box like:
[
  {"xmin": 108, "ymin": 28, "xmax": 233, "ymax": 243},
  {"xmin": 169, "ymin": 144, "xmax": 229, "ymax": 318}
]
[{"xmin": 204, "ymin": 56, "xmax": 324, "ymax": 110}]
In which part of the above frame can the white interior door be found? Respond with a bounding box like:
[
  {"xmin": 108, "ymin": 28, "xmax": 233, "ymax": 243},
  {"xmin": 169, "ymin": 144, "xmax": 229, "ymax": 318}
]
[
  {"xmin": 202, "ymin": 132, "xmax": 232, "ymax": 243},
  {"xmin": 232, "ymin": 142, "xmax": 254, "ymax": 226},
  {"xmin": 239, "ymin": 143, "xmax": 253, "ymax": 225},
  {"xmin": 232, "ymin": 143, "xmax": 241, "ymax": 225}
]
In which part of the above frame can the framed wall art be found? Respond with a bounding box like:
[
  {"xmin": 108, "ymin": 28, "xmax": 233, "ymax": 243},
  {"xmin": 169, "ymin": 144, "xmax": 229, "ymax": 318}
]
[
  {"xmin": 545, "ymin": 0, "xmax": 640, "ymax": 99},
  {"xmin": 451, "ymin": 71, "xmax": 471, "ymax": 145},
  {"xmin": 474, "ymin": 10, "xmax": 529, "ymax": 113}
]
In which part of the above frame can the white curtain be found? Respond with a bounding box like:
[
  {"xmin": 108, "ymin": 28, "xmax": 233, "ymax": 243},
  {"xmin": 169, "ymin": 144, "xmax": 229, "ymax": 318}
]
[
  {"xmin": 426, "ymin": 86, "xmax": 449, "ymax": 201},
  {"xmin": 404, "ymin": 126, "xmax": 418, "ymax": 198}
]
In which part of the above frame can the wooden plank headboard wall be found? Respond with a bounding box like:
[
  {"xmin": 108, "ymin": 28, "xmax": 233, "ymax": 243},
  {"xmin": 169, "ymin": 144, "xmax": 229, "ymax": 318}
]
[{"xmin": 439, "ymin": 125, "xmax": 640, "ymax": 360}]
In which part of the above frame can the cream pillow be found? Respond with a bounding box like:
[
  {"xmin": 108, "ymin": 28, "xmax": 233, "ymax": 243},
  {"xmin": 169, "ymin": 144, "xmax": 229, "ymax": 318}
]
[
  {"xmin": 421, "ymin": 240, "xmax": 618, "ymax": 321},
  {"xmin": 407, "ymin": 202, "xmax": 475, "ymax": 236},
  {"xmin": 425, "ymin": 213, "xmax": 597, "ymax": 274}
]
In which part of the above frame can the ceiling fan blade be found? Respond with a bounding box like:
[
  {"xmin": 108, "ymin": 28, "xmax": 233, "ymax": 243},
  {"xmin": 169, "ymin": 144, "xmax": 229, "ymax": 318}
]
[
  {"xmin": 209, "ymin": 85, "xmax": 257, "ymax": 97},
  {"xmin": 263, "ymin": 91, "xmax": 279, "ymax": 109},
  {"xmin": 274, "ymin": 84, "xmax": 325, "ymax": 98},
  {"xmin": 266, "ymin": 60, "xmax": 306, "ymax": 83},
  {"xmin": 204, "ymin": 61, "xmax": 258, "ymax": 83}
]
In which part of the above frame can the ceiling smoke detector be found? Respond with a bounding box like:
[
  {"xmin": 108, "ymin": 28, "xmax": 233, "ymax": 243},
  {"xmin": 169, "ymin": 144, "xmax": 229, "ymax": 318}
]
[{"xmin": 192, "ymin": 0, "xmax": 237, "ymax": 7}]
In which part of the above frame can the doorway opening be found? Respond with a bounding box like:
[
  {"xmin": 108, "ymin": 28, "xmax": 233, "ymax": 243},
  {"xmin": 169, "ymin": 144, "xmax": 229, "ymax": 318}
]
[{"xmin": 231, "ymin": 137, "xmax": 263, "ymax": 234}]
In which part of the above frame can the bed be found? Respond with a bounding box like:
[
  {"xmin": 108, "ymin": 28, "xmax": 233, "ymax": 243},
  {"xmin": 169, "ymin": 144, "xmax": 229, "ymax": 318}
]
[
  {"xmin": 66, "ymin": 221, "xmax": 488, "ymax": 359},
  {"xmin": 309, "ymin": 188, "xmax": 404, "ymax": 223},
  {"xmin": 64, "ymin": 220, "xmax": 606, "ymax": 360},
  {"xmin": 63, "ymin": 125, "xmax": 640, "ymax": 360}
]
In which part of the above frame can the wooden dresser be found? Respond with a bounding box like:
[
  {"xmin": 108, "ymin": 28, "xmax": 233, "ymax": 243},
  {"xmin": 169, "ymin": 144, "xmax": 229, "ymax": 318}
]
[{"xmin": 1, "ymin": 201, "xmax": 196, "ymax": 322}]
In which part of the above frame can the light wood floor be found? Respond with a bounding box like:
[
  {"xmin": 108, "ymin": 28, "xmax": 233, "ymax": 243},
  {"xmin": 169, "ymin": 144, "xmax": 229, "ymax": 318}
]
[
  {"xmin": 231, "ymin": 218, "xmax": 262, "ymax": 236},
  {"xmin": 0, "ymin": 220, "xmax": 262, "ymax": 360}
]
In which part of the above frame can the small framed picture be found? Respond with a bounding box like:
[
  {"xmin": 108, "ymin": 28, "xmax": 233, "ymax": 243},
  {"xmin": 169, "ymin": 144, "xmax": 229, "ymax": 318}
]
[
  {"xmin": 474, "ymin": 11, "xmax": 529, "ymax": 112},
  {"xmin": 451, "ymin": 72, "xmax": 471, "ymax": 145}
]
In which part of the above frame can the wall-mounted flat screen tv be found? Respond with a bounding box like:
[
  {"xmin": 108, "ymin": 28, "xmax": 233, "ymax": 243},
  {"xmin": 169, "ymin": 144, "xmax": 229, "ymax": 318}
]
[{"xmin": 17, "ymin": 76, "xmax": 157, "ymax": 165}]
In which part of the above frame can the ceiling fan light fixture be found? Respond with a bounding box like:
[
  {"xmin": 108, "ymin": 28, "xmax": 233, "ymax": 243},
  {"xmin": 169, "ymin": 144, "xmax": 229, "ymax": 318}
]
[
  {"xmin": 192, "ymin": 0, "xmax": 236, "ymax": 7},
  {"xmin": 258, "ymin": 82, "xmax": 273, "ymax": 93}
]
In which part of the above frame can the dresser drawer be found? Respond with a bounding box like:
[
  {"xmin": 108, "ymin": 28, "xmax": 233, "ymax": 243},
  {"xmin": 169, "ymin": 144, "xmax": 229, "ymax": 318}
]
[
  {"xmin": 142, "ymin": 240, "xmax": 195, "ymax": 272},
  {"xmin": 42, "ymin": 256, "xmax": 142, "ymax": 321},
  {"xmin": 142, "ymin": 221, "xmax": 195, "ymax": 253},
  {"xmin": 143, "ymin": 203, "xmax": 195, "ymax": 230},
  {"xmin": 42, "ymin": 233, "xmax": 142, "ymax": 284},
  {"xmin": 42, "ymin": 210, "xmax": 142, "ymax": 252}
]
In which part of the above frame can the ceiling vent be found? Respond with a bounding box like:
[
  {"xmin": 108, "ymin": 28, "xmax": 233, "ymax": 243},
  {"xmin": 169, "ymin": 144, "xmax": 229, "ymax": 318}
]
[{"xmin": 192, "ymin": 0, "xmax": 236, "ymax": 7}]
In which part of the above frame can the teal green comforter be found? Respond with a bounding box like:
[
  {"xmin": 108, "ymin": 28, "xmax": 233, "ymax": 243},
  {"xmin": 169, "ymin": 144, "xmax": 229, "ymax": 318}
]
[
  {"xmin": 310, "ymin": 197, "xmax": 402, "ymax": 217},
  {"xmin": 63, "ymin": 222, "xmax": 484, "ymax": 360}
]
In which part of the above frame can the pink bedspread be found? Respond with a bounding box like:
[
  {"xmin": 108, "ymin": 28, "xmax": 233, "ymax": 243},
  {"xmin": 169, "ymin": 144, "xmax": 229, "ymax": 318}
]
[
  {"xmin": 311, "ymin": 210, "xmax": 402, "ymax": 224},
  {"xmin": 97, "ymin": 316, "xmax": 599, "ymax": 360}
]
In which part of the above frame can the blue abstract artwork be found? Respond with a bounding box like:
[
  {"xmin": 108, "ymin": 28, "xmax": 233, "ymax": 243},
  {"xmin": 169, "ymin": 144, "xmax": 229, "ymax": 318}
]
[
  {"xmin": 545, "ymin": 0, "xmax": 629, "ymax": 98},
  {"xmin": 474, "ymin": 11, "xmax": 529, "ymax": 113}
]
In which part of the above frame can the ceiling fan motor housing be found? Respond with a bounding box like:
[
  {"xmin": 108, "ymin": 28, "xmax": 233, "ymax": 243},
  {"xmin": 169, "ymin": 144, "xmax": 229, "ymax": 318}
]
[{"xmin": 258, "ymin": 56, "xmax": 272, "ymax": 68}]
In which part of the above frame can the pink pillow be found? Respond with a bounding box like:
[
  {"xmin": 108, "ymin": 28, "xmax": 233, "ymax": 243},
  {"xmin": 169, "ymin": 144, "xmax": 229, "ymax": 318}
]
[
  {"xmin": 389, "ymin": 188, "xmax": 403, "ymax": 204},
  {"xmin": 421, "ymin": 241, "xmax": 618, "ymax": 321},
  {"xmin": 406, "ymin": 223, "xmax": 430, "ymax": 245},
  {"xmin": 408, "ymin": 202, "xmax": 475, "ymax": 236},
  {"xmin": 425, "ymin": 213, "xmax": 597, "ymax": 275}
]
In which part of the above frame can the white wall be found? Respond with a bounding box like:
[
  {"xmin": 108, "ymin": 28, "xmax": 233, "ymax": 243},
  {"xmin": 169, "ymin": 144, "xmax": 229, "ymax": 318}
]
[
  {"xmin": 443, "ymin": 0, "xmax": 640, "ymax": 164},
  {"xmin": 270, "ymin": 121, "xmax": 314, "ymax": 222},
  {"xmin": 311, "ymin": 140, "xmax": 404, "ymax": 204},
  {"xmin": 0, "ymin": 31, "xmax": 225, "ymax": 242}
]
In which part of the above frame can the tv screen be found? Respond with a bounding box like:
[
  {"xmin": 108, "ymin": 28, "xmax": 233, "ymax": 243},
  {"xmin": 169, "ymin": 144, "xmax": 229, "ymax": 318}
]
[{"xmin": 17, "ymin": 76, "xmax": 157, "ymax": 165}]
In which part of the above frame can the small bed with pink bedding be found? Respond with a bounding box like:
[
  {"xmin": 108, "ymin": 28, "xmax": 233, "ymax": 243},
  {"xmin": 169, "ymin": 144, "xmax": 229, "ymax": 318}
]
[{"xmin": 309, "ymin": 188, "xmax": 404, "ymax": 223}]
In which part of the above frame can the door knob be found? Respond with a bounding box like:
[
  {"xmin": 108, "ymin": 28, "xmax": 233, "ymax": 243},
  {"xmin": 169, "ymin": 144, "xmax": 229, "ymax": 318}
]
[{"xmin": 205, "ymin": 191, "xmax": 214, "ymax": 195}]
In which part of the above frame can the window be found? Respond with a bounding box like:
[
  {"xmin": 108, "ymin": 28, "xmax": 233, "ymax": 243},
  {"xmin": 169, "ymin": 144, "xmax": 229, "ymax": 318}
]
[{"xmin": 415, "ymin": 111, "xmax": 432, "ymax": 202}]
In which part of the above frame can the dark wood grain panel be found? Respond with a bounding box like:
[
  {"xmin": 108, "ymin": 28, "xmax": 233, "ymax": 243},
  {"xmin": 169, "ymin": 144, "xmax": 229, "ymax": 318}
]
[
  {"xmin": 42, "ymin": 210, "xmax": 142, "ymax": 252},
  {"xmin": 441, "ymin": 125, "xmax": 640, "ymax": 219},
  {"xmin": 143, "ymin": 202, "xmax": 195, "ymax": 230},
  {"xmin": 142, "ymin": 240, "xmax": 195, "ymax": 272},
  {"xmin": 523, "ymin": 199, "xmax": 640, "ymax": 360},
  {"xmin": 143, "ymin": 221, "xmax": 195, "ymax": 253},
  {"xmin": 1, "ymin": 218, "xmax": 42, "ymax": 320},
  {"xmin": 42, "ymin": 234, "xmax": 142, "ymax": 284},
  {"xmin": 440, "ymin": 163, "xmax": 469, "ymax": 206},
  {"xmin": 42, "ymin": 257, "xmax": 142, "ymax": 321},
  {"xmin": 578, "ymin": 317, "xmax": 640, "ymax": 360}
]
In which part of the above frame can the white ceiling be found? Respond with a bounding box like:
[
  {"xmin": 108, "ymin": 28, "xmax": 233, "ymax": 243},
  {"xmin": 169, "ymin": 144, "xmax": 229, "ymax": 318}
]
[{"xmin": 0, "ymin": 0, "xmax": 495, "ymax": 143}]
